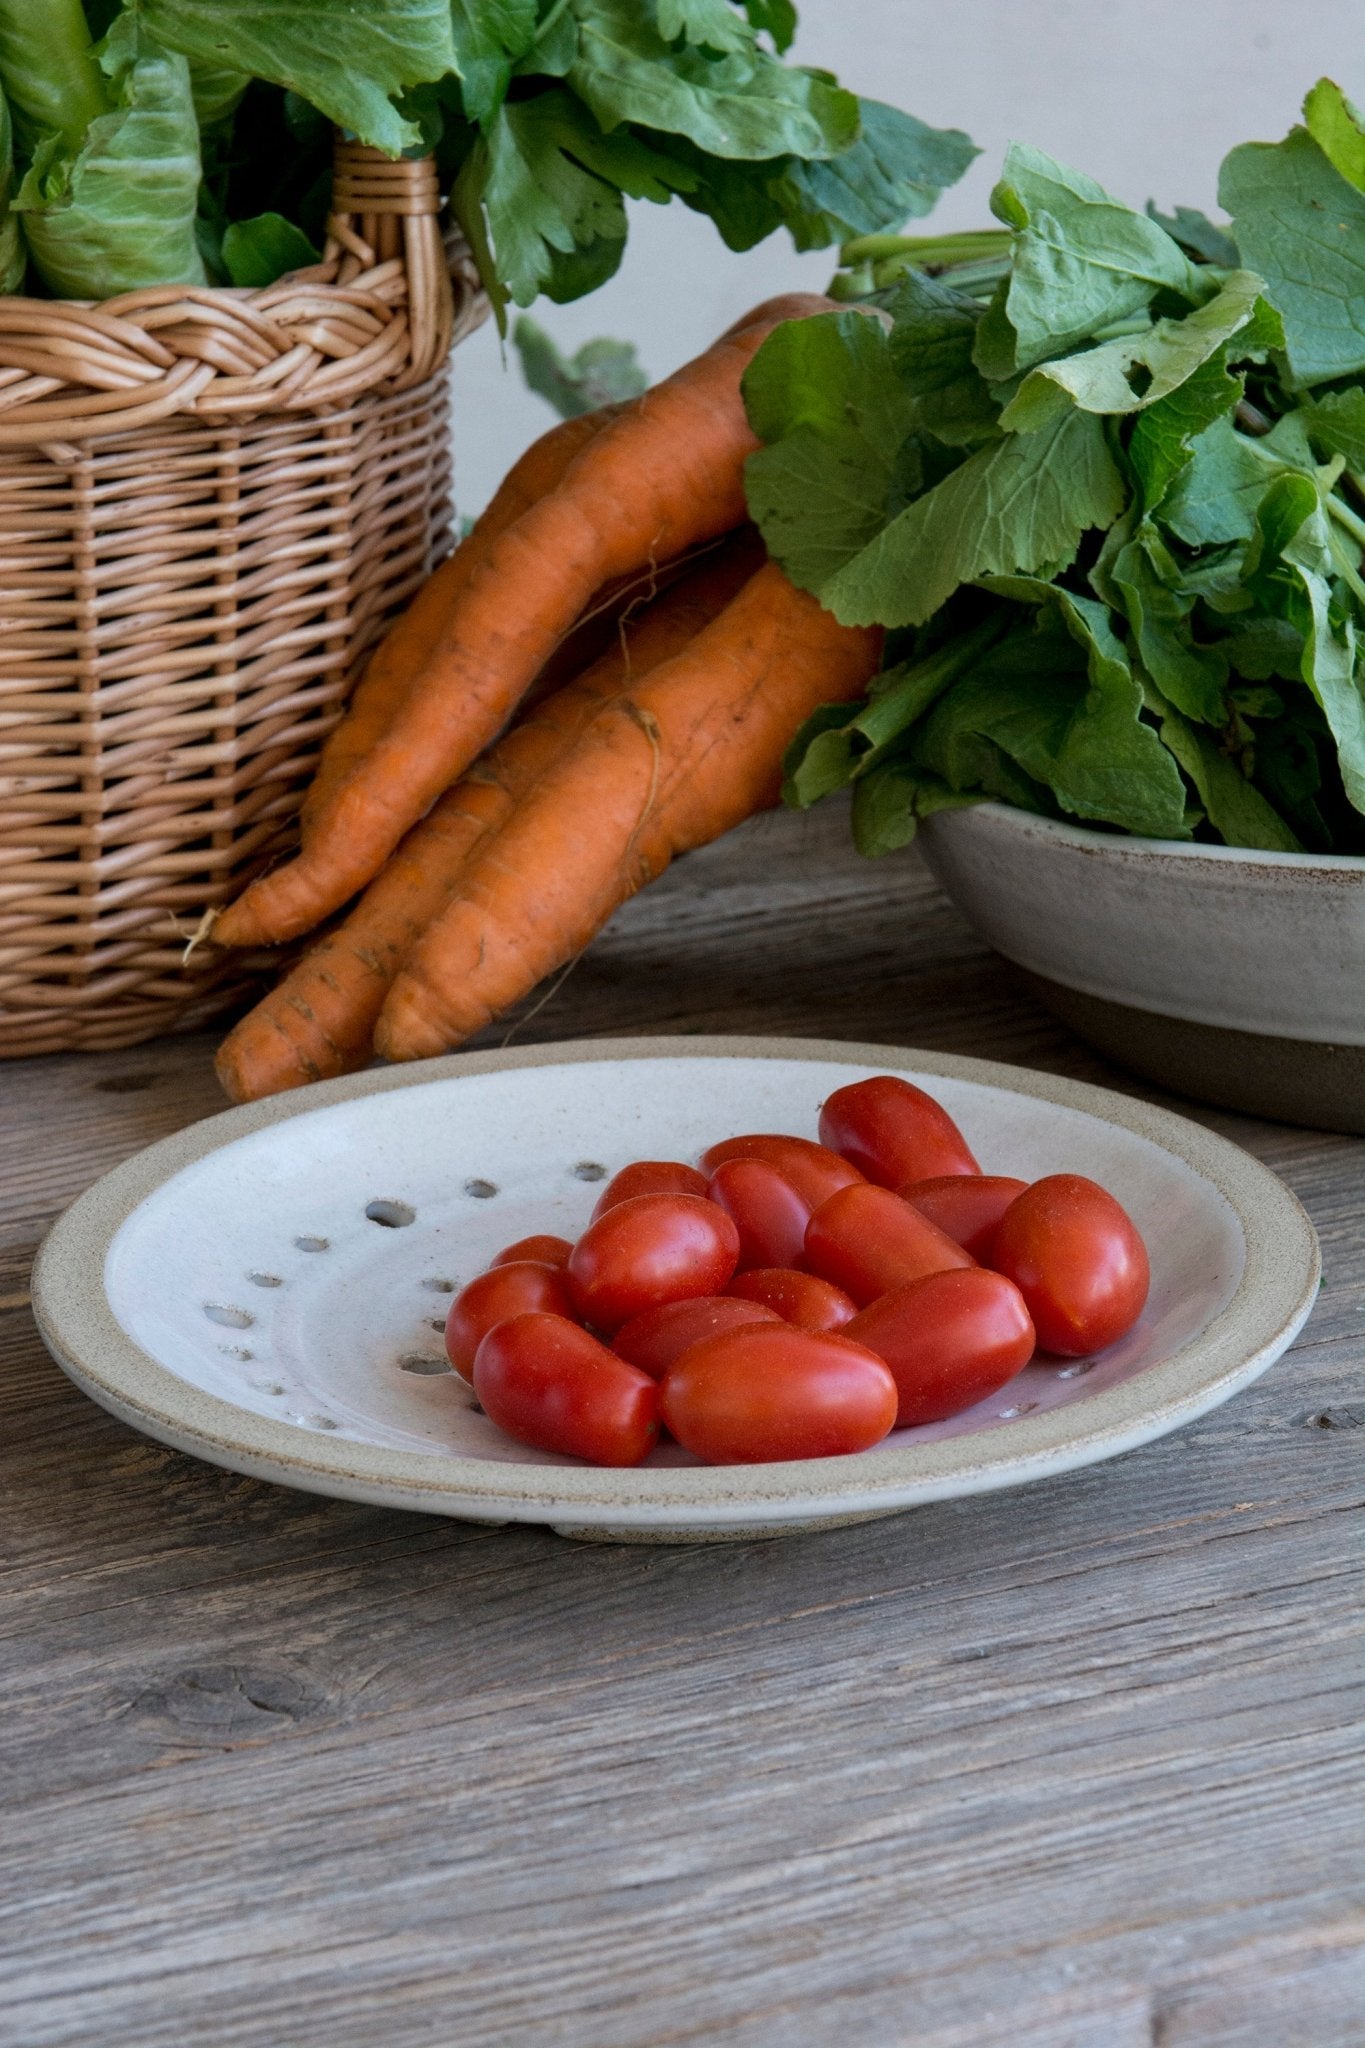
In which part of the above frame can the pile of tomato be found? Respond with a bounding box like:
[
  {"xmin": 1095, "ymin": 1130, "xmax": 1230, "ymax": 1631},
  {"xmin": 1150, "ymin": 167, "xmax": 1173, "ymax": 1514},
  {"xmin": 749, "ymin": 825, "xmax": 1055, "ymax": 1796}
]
[{"xmin": 442, "ymin": 1075, "xmax": 1150, "ymax": 1467}]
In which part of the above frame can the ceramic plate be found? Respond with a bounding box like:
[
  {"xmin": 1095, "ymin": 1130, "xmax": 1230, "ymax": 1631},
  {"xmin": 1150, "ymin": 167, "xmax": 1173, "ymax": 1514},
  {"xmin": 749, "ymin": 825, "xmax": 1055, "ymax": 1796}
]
[{"xmin": 33, "ymin": 1037, "xmax": 1320, "ymax": 1541}]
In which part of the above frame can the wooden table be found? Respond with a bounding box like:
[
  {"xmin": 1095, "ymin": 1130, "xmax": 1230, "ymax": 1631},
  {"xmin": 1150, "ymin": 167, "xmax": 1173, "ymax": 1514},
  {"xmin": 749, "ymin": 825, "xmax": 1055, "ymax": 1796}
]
[{"xmin": 3, "ymin": 805, "xmax": 1361, "ymax": 2048}]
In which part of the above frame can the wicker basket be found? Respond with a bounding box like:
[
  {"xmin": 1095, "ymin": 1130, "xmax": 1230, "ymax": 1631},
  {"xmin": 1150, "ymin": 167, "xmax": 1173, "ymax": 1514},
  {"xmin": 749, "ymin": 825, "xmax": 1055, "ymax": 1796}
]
[{"xmin": 0, "ymin": 139, "xmax": 487, "ymax": 1057}]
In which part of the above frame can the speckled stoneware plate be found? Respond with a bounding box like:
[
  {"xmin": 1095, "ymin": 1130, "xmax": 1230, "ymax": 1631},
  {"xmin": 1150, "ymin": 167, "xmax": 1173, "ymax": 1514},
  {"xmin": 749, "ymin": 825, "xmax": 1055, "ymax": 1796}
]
[{"xmin": 33, "ymin": 1037, "xmax": 1320, "ymax": 1542}]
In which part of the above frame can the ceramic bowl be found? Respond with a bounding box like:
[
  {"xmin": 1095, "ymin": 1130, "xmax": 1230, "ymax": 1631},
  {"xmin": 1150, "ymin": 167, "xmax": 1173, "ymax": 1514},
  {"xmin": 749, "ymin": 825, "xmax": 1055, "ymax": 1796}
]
[
  {"xmin": 33, "ymin": 1036, "xmax": 1319, "ymax": 1542},
  {"xmin": 918, "ymin": 804, "xmax": 1365, "ymax": 1133}
]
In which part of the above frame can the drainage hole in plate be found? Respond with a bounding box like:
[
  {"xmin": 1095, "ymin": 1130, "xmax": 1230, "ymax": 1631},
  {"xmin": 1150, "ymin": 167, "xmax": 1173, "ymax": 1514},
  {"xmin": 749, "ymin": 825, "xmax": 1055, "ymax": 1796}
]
[
  {"xmin": 250, "ymin": 1377, "xmax": 286, "ymax": 1397},
  {"xmin": 366, "ymin": 1199, "xmax": 415, "ymax": 1228},
  {"xmin": 294, "ymin": 1235, "xmax": 329, "ymax": 1253},
  {"xmin": 399, "ymin": 1354, "xmax": 452, "ymax": 1376},
  {"xmin": 463, "ymin": 1179, "xmax": 498, "ymax": 1200},
  {"xmin": 572, "ymin": 1161, "xmax": 607, "ymax": 1182},
  {"xmin": 247, "ymin": 1271, "xmax": 283, "ymax": 1289},
  {"xmin": 204, "ymin": 1303, "xmax": 254, "ymax": 1330},
  {"xmin": 429, "ymin": 1319, "xmax": 448, "ymax": 1334},
  {"xmin": 218, "ymin": 1344, "xmax": 253, "ymax": 1361},
  {"xmin": 1057, "ymin": 1361, "xmax": 1096, "ymax": 1379},
  {"xmin": 308, "ymin": 1414, "xmax": 340, "ymax": 1431},
  {"xmin": 421, "ymin": 1276, "xmax": 455, "ymax": 1294}
]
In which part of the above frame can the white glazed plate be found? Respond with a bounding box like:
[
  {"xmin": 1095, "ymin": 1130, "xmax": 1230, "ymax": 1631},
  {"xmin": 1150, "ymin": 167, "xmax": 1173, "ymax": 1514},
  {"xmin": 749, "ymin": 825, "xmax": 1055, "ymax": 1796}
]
[{"xmin": 33, "ymin": 1037, "xmax": 1320, "ymax": 1541}]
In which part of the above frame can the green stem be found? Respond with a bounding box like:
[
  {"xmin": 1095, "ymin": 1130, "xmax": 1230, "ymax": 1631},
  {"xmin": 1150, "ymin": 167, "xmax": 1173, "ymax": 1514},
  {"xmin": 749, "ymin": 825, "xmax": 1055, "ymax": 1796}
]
[
  {"xmin": 841, "ymin": 228, "xmax": 1011, "ymax": 267},
  {"xmin": 534, "ymin": 0, "xmax": 575, "ymax": 46},
  {"xmin": 1328, "ymin": 528, "xmax": 1365, "ymax": 610},
  {"xmin": 0, "ymin": 0, "xmax": 109, "ymax": 157}
]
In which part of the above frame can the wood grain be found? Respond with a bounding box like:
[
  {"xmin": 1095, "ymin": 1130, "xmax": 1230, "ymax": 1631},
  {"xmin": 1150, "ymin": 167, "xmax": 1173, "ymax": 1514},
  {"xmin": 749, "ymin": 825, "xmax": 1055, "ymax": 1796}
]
[{"xmin": 1, "ymin": 803, "xmax": 1361, "ymax": 2048}]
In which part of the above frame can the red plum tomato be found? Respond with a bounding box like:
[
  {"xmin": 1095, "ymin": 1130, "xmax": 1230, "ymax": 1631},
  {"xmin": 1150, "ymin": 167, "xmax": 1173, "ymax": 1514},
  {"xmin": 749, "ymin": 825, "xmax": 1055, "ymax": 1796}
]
[
  {"xmin": 991, "ymin": 1174, "xmax": 1150, "ymax": 1356},
  {"xmin": 804, "ymin": 1182, "xmax": 974, "ymax": 1306},
  {"xmin": 660, "ymin": 1324, "xmax": 897, "ymax": 1464},
  {"xmin": 846, "ymin": 1268, "xmax": 1035, "ymax": 1427},
  {"xmin": 901, "ymin": 1175, "xmax": 1029, "ymax": 1263},
  {"xmin": 698, "ymin": 1133, "xmax": 863, "ymax": 1210},
  {"xmin": 445, "ymin": 1260, "xmax": 576, "ymax": 1381},
  {"xmin": 707, "ymin": 1157, "xmax": 812, "ymax": 1271},
  {"xmin": 726, "ymin": 1266, "xmax": 858, "ymax": 1333},
  {"xmin": 489, "ymin": 1234, "xmax": 572, "ymax": 1270},
  {"xmin": 613, "ymin": 1296, "xmax": 780, "ymax": 1379},
  {"xmin": 473, "ymin": 1313, "xmax": 660, "ymax": 1466},
  {"xmin": 819, "ymin": 1075, "xmax": 979, "ymax": 1185},
  {"xmin": 567, "ymin": 1193, "xmax": 740, "ymax": 1331},
  {"xmin": 591, "ymin": 1159, "xmax": 709, "ymax": 1220}
]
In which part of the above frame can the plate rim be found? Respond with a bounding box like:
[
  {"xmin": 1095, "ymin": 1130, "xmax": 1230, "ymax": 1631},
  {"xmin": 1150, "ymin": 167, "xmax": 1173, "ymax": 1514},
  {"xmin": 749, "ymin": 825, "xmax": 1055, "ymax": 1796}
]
[{"xmin": 32, "ymin": 1035, "xmax": 1321, "ymax": 1529}]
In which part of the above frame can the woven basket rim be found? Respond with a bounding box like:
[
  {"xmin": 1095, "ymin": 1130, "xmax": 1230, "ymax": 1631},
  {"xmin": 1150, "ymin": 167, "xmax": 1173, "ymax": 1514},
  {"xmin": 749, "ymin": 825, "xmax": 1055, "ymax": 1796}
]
[{"xmin": 0, "ymin": 139, "xmax": 488, "ymax": 449}]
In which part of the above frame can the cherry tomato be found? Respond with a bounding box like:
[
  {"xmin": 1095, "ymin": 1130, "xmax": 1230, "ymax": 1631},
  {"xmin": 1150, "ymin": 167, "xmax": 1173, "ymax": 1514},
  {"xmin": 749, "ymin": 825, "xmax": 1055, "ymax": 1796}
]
[
  {"xmin": 445, "ymin": 1260, "xmax": 577, "ymax": 1381},
  {"xmin": 901, "ymin": 1175, "xmax": 1029, "ymax": 1263},
  {"xmin": 567, "ymin": 1193, "xmax": 741, "ymax": 1332},
  {"xmin": 726, "ymin": 1266, "xmax": 857, "ymax": 1333},
  {"xmin": 991, "ymin": 1174, "xmax": 1150, "ymax": 1356},
  {"xmin": 613, "ymin": 1295, "xmax": 780, "ymax": 1379},
  {"xmin": 489, "ymin": 1234, "xmax": 572, "ymax": 1270},
  {"xmin": 473, "ymin": 1312, "xmax": 660, "ymax": 1466},
  {"xmin": 660, "ymin": 1324, "xmax": 898, "ymax": 1464},
  {"xmin": 699, "ymin": 1133, "xmax": 863, "ymax": 1210},
  {"xmin": 804, "ymin": 1182, "xmax": 974, "ymax": 1306},
  {"xmin": 819, "ymin": 1075, "xmax": 979, "ymax": 1186},
  {"xmin": 591, "ymin": 1159, "xmax": 710, "ymax": 1220},
  {"xmin": 846, "ymin": 1269, "xmax": 1035, "ymax": 1426},
  {"xmin": 707, "ymin": 1157, "xmax": 812, "ymax": 1271}
]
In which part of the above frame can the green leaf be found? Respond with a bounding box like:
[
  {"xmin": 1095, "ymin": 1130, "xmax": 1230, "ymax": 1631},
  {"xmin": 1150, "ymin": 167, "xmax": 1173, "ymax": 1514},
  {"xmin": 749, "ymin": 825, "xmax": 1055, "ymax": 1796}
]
[
  {"xmin": 738, "ymin": 0, "xmax": 797, "ymax": 54},
  {"xmin": 0, "ymin": 0, "xmax": 109, "ymax": 158},
  {"xmin": 810, "ymin": 408, "xmax": 1127, "ymax": 628},
  {"xmin": 781, "ymin": 613, "xmax": 1007, "ymax": 803},
  {"xmin": 743, "ymin": 309, "xmax": 919, "ymax": 597},
  {"xmin": 1219, "ymin": 126, "xmax": 1365, "ymax": 387},
  {"xmin": 1143, "ymin": 202, "xmax": 1239, "ymax": 268},
  {"xmin": 221, "ymin": 210, "xmax": 319, "ymax": 286},
  {"xmin": 1108, "ymin": 528, "xmax": 1229, "ymax": 724},
  {"xmin": 451, "ymin": 0, "xmax": 539, "ymax": 125},
  {"xmin": 1159, "ymin": 415, "xmax": 1279, "ymax": 546},
  {"xmin": 568, "ymin": 0, "xmax": 858, "ymax": 162},
  {"xmin": 886, "ymin": 269, "xmax": 1001, "ymax": 446},
  {"xmin": 1279, "ymin": 507, "xmax": 1365, "ymax": 816},
  {"xmin": 1219, "ymin": 616, "xmax": 1306, "ymax": 682},
  {"xmin": 914, "ymin": 609, "xmax": 1190, "ymax": 838},
  {"xmin": 138, "ymin": 0, "xmax": 456, "ymax": 156},
  {"xmin": 1300, "ymin": 388, "xmax": 1365, "ymax": 469},
  {"xmin": 782, "ymin": 100, "xmax": 978, "ymax": 237},
  {"xmin": 982, "ymin": 143, "xmax": 1205, "ymax": 376},
  {"xmin": 655, "ymin": 1, "xmax": 753, "ymax": 54},
  {"xmin": 16, "ymin": 18, "xmax": 205, "ymax": 296},
  {"xmin": 480, "ymin": 87, "xmax": 695, "ymax": 306},
  {"xmin": 1000, "ymin": 272, "xmax": 1275, "ymax": 431},
  {"xmin": 1151, "ymin": 696, "xmax": 1303, "ymax": 849},
  {"xmin": 850, "ymin": 760, "xmax": 981, "ymax": 855},
  {"xmin": 187, "ymin": 59, "xmax": 249, "ymax": 130},
  {"xmin": 1303, "ymin": 77, "xmax": 1365, "ymax": 194},
  {"xmin": 513, "ymin": 315, "xmax": 647, "ymax": 416},
  {"xmin": 1127, "ymin": 347, "xmax": 1245, "ymax": 511}
]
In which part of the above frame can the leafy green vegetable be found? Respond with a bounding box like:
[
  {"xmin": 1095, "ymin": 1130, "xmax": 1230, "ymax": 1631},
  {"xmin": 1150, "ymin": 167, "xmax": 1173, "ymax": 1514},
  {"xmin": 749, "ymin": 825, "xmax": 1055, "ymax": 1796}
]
[
  {"xmin": 1302, "ymin": 76, "xmax": 1365, "ymax": 194},
  {"xmin": 513, "ymin": 315, "xmax": 647, "ymax": 416},
  {"xmin": 17, "ymin": 15, "xmax": 205, "ymax": 295},
  {"xmin": 0, "ymin": 0, "xmax": 107, "ymax": 158},
  {"xmin": 760, "ymin": 88, "xmax": 1365, "ymax": 857}
]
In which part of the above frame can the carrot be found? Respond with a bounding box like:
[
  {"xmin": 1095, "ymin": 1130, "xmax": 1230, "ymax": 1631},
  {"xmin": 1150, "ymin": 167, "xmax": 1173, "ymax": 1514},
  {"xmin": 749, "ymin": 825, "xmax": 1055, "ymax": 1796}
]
[
  {"xmin": 213, "ymin": 536, "xmax": 762, "ymax": 1101},
  {"xmin": 301, "ymin": 406, "xmax": 616, "ymax": 835},
  {"xmin": 374, "ymin": 562, "xmax": 881, "ymax": 1062},
  {"xmin": 212, "ymin": 295, "xmax": 836, "ymax": 950}
]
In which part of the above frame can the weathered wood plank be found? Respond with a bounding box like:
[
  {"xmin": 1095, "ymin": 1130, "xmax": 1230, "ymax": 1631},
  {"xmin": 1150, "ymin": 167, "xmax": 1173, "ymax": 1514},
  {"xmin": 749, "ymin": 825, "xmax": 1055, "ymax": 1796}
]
[{"xmin": 1, "ymin": 804, "xmax": 1360, "ymax": 2048}]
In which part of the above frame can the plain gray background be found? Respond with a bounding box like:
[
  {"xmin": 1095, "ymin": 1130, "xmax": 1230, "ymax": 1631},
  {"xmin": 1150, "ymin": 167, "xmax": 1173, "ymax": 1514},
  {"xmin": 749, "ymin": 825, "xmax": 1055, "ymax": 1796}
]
[{"xmin": 449, "ymin": 0, "xmax": 1361, "ymax": 510}]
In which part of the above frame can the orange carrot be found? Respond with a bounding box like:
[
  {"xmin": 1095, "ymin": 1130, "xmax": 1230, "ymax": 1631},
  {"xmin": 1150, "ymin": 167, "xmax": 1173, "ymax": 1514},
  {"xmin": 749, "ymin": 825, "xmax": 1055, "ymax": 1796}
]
[
  {"xmin": 213, "ymin": 296, "xmax": 835, "ymax": 950},
  {"xmin": 375, "ymin": 562, "xmax": 881, "ymax": 1061},
  {"xmin": 213, "ymin": 537, "xmax": 761, "ymax": 1101},
  {"xmin": 302, "ymin": 406, "xmax": 615, "ymax": 834}
]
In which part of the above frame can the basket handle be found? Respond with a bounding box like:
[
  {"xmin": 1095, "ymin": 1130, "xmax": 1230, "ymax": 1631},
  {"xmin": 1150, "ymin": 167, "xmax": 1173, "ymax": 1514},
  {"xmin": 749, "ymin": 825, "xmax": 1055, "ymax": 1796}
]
[{"xmin": 327, "ymin": 138, "xmax": 487, "ymax": 383}]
